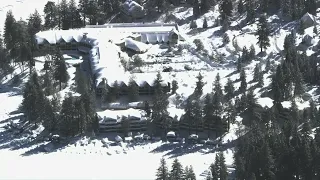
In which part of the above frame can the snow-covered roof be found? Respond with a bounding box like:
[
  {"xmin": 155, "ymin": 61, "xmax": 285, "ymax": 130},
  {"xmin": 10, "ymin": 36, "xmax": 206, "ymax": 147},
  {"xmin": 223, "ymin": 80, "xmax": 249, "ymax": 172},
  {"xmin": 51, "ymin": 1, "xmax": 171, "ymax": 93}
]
[
  {"xmin": 125, "ymin": 38, "xmax": 149, "ymax": 52},
  {"xmin": 167, "ymin": 131, "xmax": 176, "ymax": 137},
  {"xmin": 167, "ymin": 107, "xmax": 185, "ymax": 120},
  {"xmin": 97, "ymin": 108, "xmax": 143, "ymax": 122}
]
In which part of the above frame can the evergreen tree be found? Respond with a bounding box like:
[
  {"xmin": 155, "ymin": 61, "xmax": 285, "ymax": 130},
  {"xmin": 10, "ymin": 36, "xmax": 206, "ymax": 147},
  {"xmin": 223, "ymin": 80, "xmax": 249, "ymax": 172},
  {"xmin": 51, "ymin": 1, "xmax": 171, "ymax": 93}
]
[
  {"xmin": 219, "ymin": 0, "xmax": 233, "ymax": 17},
  {"xmin": 44, "ymin": 1, "xmax": 58, "ymax": 29},
  {"xmin": 257, "ymin": 71, "xmax": 264, "ymax": 87},
  {"xmin": 170, "ymin": 158, "xmax": 184, "ymax": 180},
  {"xmin": 152, "ymin": 72, "xmax": 169, "ymax": 135},
  {"xmin": 238, "ymin": 0, "xmax": 244, "ymax": 14},
  {"xmin": 185, "ymin": 165, "xmax": 196, "ymax": 180},
  {"xmin": 75, "ymin": 66, "xmax": 89, "ymax": 94},
  {"xmin": 265, "ymin": 59, "xmax": 271, "ymax": 72},
  {"xmin": 224, "ymin": 78, "xmax": 234, "ymax": 101},
  {"xmin": 256, "ymin": 14, "xmax": 270, "ymax": 52},
  {"xmin": 128, "ymin": 76, "xmax": 139, "ymax": 102},
  {"xmin": 171, "ymin": 80, "xmax": 178, "ymax": 94},
  {"xmin": 294, "ymin": 68, "xmax": 304, "ymax": 97},
  {"xmin": 298, "ymin": 20, "xmax": 305, "ymax": 35},
  {"xmin": 27, "ymin": 10, "xmax": 42, "ymax": 39},
  {"xmin": 194, "ymin": 72, "xmax": 204, "ymax": 97},
  {"xmin": 4, "ymin": 11, "xmax": 16, "ymax": 54},
  {"xmin": 203, "ymin": 17, "xmax": 208, "ymax": 28},
  {"xmin": 209, "ymin": 162, "xmax": 219, "ymax": 180},
  {"xmin": 42, "ymin": 97, "xmax": 57, "ymax": 132},
  {"xmin": 313, "ymin": 25, "xmax": 318, "ymax": 35},
  {"xmin": 203, "ymin": 94, "xmax": 214, "ymax": 138},
  {"xmin": 239, "ymin": 68, "xmax": 247, "ymax": 93},
  {"xmin": 156, "ymin": 158, "xmax": 170, "ymax": 180},
  {"xmin": 253, "ymin": 63, "xmax": 261, "ymax": 82},
  {"xmin": 53, "ymin": 49, "xmax": 69, "ymax": 90},
  {"xmin": 200, "ymin": 0, "xmax": 210, "ymax": 14},
  {"xmin": 249, "ymin": 44, "xmax": 256, "ymax": 60},
  {"xmin": 190, "ymin": 20, "xmax": 198, "ymax": 29},
  {"xmin": 68, "ymin": 0, "xmax": 82, "ymax": 29},
  {"xmin": 59, "ymin": 0, "xmax": 70, "ymax": 30},
  {"xmin": 246, "ymin": 0, "xmax": 256, "ymax": 22},
  {"xmin": 144, "ymin": 101, "xmax": 151, "ymax": 117},
  {"xmin": 193, "ymin": 0, "xmax": 201, "ymax": 18},
  {"xmin": 78, "ymin": 0, "xmax": 89, "ymax": 26},
  {"xmin": 218, "ymin": 152, "xmax": 228, "ymax": 180}
]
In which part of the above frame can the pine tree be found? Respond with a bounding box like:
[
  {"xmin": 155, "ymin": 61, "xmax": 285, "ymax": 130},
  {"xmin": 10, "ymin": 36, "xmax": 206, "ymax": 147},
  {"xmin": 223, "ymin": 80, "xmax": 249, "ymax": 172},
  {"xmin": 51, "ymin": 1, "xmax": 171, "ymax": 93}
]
[
  {"xmin": 219, "ymin": 0, "xmax": 233, "ymax": 17},
  {"xmin": 59, "ymin": 0, "xmax": 70, "ymax": 30},
  {"xmin": 194, "ymin": 72, "xmax": 204, "ymax": 97},
  {"xmin": 265, "ymin": 59, "xmax": 271, "ymax": 72},
  {"xmin": 42, "ymin": 97, "xmax": 57, "ymax": 132},
  {"xmin": 170, "ymin": 158, "xmax": 184, "ymax": 180},
  {"xmin": 44, "ymin": 1, "xmax": 58, "ymax": 30},
  {"xmin": 171, "ymin": 80, "xmax": 178, "ymax": 94},
  {"xmin": 210, "ymin": 162, "xmax": 219, "ymax": 180},
  {"xmin": 246, "ymin": 0, "xmax": 256, "ymax": 22},
  {"xmin": 200, "ymin": 0, "xmax": 210, "ymax": 14},
  {"xmin": 218, "ymin": 152, "xmax": 228, "ymax": 180},
  {"xmin": 152, "ymin": 72, "xmax": 169, "ymax": 135},
  {"xmin": 78, "ymin": 0, "xmax": 89, "ymax": 26},
  {"xmin": 27, "ymin": 10, "xmax": 42, "ymax": 47},
  {"xmin": 190, "ymin": 20, "xmax": 198, "ymax": 29},
  {"xmin": 257, "ymin": 71, "xmax": 264, "ymax": 87},
  {"xmin": 144, "ymin": 101, "xmax": 151, "ymax": 117},
  {"xmin": 156, "ymin": 158, "xmax": 170, "ymax": 180},
  {"xmin": 313, "ymin": 25, "xmax": 318, "ymax": 35},
  {"xmin": 253, "ymin": 63, "xmax": 261, "ymax": 82},
  {"xmin": 293, "ymin": 68, "xmax": 304, "ymax": 97},
  {"xmin": 4, "ymin": 11, "xmax": 16, "ymax": 53},
  {"xmin": 224, "ymin": 78, "xmax": 234, "ymax": 101},
  {"xmin": 53, "ymin": 49, "xmax": 69, "ymax": 90},
  {"xmin": 68, "ymin": 0, "xmax": 82, "ymax": 29},
  {"xmin": 298, "ymin": 20, "xmax": 305, "ymax": 35},
  {"xmin": 75, "ymin": 66, "xmax": 89, "ymax": 94},
  {"xmin": 237, "ymin": 0, "xmax": 244, "ymax": 14},
  {"xmin": 261, "ymin": 143, "xmax": 275, "ymax": 180},
  {"xmin": 256, "ymin": 14, "xmax": 270, "ymax": 52},
  {"xmin": 128, "ymin": 77, "xmax": 139, "ymax": 102},
  {"xmin": 193, "ymin": 0, "xmax": 201, "ymax": 18},
  {"xmin": 203, "ymin": 94, "xmax": 214, "ymax": 138},
  {"xmin": 185, "ymin": 165, "xmax": 197, "ymax": 180},
  {"xmin": 203, "ymin": 17, "xmax": 208, "ymax": 28},
  {"xmin": 239, "ymin": 68, "xmax": 247, "ymax": 93},
  {"xmin": 249, "ymin": 44, "xmax": 256, "ymax": 60}
]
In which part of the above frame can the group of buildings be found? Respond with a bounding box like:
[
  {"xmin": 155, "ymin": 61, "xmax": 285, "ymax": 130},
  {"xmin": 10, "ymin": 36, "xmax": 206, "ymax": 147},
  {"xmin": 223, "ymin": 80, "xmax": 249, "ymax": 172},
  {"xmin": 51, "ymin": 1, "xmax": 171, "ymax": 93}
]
[{"xmin": 35, "ymin": 22, "xmax": 182, "ymax": 94}]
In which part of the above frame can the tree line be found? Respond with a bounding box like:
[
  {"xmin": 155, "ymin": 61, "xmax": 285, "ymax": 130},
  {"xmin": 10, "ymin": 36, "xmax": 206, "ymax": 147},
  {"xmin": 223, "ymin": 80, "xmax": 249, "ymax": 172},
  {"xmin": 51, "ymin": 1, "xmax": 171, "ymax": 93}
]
[
  {"xmin": 43, "ymin": 0, "xmax": 122, "ymax": 30},
  {"xmin": 233, "ymin": 18, "xmax": 320, "ymax": 179},
  {"xmin": 154, "ymin": 152, "xmax": 229, "ymax": 180}
]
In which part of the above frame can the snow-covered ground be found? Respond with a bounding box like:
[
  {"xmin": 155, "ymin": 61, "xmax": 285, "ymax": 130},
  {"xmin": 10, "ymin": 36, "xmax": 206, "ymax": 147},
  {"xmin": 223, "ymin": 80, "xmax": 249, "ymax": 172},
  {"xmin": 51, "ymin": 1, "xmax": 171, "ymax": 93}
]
[{"xmin": 1, "ymin": 1, "xmax": 320, "ymax": 180}]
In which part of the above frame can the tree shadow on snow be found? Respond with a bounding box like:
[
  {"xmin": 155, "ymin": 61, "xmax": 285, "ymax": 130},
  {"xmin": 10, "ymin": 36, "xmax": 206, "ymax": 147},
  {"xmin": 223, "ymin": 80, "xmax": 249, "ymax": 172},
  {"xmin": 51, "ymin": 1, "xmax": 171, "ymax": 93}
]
[{"xmin": 150, "ymin": 143, "xmax": 220, "ymax": 158}]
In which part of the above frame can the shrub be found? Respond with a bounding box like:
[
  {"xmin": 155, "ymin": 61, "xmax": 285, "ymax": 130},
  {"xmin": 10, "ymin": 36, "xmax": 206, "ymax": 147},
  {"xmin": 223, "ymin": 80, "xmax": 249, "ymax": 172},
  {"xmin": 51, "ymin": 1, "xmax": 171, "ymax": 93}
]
[
  {"xmin": 190, "ymin": 20, "xmax": 198, "ymax": 29},
  {"xmin": 222, "ymin": 33, "xmax": 230, "ymax": 45},
  {"xmin": 193, "ymin": 39, "xmax": 204, "ymax": 51},
  {"xmin": 132, "ymin": 55, "xmax": 144, "ymax": 67}
]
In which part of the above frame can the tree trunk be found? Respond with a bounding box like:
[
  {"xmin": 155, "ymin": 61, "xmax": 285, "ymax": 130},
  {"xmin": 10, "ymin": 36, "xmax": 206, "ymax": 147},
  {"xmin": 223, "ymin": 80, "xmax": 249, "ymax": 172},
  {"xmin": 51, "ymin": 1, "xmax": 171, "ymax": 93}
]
[{"xmin": 60, "ymin": 81, "xmax": 62, "ymax": 91}]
